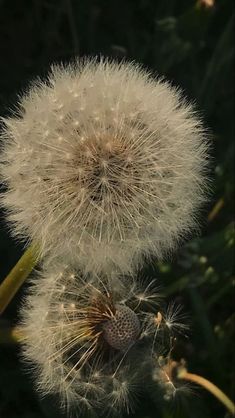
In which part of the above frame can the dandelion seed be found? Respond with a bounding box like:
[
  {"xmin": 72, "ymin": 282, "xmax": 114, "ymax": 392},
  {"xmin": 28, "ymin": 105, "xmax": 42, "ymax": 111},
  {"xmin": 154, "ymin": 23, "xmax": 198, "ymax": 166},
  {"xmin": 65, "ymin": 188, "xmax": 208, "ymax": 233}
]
[
  {"xmin": 0, "ymin": 58, "xmax": 209, "ymax": 275},
  {"xmin": 163, "ymin": 301, "xmax": 190, "ymax": 336}
]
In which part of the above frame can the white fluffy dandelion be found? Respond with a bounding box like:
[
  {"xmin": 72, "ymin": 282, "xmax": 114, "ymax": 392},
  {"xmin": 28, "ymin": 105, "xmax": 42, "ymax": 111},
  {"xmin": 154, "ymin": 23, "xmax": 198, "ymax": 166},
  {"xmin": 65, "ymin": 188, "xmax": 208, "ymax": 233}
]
[
  {"xmin": 0, "ymin": 58, "xmax": 209, "ymax": 274},
  {"xmin": 20, "ymin": 263, "xmax": 187, "ymax": 416}
]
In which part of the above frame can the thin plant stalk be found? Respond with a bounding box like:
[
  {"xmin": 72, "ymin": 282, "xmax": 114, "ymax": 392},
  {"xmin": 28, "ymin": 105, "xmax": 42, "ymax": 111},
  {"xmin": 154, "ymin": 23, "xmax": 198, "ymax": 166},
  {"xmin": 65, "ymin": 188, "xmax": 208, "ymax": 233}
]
[
  {"xmin": 207, "ymin": 197, "xmax": 224, "ymax": 222},
  {"xmin": 178, "ymin": 367, "xmax": 235, "ymax": 416},
  {"xmin": 0, "ymin": 244, "xmax": 39, "ymax": 315},
  {"xmin": 0, "ymin": 325, "xmax": 25, "ymax": 343}
]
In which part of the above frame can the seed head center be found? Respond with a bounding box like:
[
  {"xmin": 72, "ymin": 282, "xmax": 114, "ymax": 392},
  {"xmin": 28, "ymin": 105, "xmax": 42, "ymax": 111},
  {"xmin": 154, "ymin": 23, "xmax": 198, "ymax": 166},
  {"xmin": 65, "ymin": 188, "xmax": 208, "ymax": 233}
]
[{"xmin": 102, "ymin": 304, "xmax": 140, "ymax": 351}]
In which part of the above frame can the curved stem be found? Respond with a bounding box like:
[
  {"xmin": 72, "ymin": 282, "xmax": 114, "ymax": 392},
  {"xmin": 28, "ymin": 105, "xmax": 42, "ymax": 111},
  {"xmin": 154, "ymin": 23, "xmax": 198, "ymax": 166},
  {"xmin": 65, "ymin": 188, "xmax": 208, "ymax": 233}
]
[
  {"xmin": 178, "ymin": 368, "xmax": 235, "ymax": 416},
  {"xmin": 0, "ymin": 244, "xmax": 39, "ymax": 315}
]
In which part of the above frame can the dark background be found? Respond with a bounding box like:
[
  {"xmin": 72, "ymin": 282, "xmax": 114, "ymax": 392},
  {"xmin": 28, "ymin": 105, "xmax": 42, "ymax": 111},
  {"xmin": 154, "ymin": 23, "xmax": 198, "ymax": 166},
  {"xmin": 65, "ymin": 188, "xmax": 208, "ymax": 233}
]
[{"xmin": 0, "ymin": 1, "xmax": 234, "ymax": 417}]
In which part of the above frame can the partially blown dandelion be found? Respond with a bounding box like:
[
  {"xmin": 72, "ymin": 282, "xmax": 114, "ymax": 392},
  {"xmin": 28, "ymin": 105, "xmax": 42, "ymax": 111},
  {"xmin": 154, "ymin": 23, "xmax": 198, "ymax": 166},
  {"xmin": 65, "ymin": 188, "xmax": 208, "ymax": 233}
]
[
  {"xmin": 20, "ymin": 263, "xmax": 188, "ymax": 416},
  {"xmin": 0, "ymin": 58, "xmax": 209, "ymax": 274}
]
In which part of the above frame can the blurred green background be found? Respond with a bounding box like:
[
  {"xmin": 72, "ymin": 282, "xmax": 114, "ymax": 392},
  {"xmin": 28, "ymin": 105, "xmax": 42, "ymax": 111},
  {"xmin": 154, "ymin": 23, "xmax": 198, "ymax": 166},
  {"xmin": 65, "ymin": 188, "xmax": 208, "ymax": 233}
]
[{"xmin": 0, "ymin": 0, "xmax": 234, "ymax": 417}]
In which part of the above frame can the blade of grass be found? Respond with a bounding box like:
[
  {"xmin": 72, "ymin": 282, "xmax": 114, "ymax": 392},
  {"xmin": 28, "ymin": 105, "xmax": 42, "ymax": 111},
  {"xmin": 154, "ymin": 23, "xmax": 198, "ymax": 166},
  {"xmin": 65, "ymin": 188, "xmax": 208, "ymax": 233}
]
[{"xmin": 198, "ymin": 15, "xmax": 234, "ymax": 112}]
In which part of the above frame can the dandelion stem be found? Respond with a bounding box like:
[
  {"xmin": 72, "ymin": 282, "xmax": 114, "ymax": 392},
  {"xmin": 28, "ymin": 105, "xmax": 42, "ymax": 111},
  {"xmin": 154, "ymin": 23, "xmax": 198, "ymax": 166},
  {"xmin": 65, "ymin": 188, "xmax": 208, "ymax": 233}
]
[
  {"xmin": 0, "ymin": 244, "xmax": 39, "ymax": 315},
  {"xmin": 0, "ymin": 325, "xmax": 25, "ymax": 343},
  {"xmin": 178, "ymin": 367, "xmax": 235, "ymax": 416},
  {"xmin": 207, "ymin": 197, "xmax": 224, "ymax": 222}
]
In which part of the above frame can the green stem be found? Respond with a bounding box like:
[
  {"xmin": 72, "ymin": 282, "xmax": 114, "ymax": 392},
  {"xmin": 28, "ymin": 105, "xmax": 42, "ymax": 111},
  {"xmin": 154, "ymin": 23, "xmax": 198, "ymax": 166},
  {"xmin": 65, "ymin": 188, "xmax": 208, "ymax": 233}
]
[
  {"xmin": 178, "ymin": 368, "xmax": 235, "ymax": 416},
  {"xmin": 0, "ymin": 244, "xmax": 39, "ymax": 315},
  {"xmin": 0, "ymin": 326, "xmax": 25, "ymax": 344}
]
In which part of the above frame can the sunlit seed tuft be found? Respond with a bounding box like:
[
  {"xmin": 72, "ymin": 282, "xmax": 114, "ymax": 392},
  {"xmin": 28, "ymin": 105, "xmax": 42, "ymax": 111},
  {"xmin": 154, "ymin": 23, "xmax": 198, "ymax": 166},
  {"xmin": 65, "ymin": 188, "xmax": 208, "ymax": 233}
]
[{"xmin": 0, "ymin": 58, "xmax": 209, "ymax": 275}]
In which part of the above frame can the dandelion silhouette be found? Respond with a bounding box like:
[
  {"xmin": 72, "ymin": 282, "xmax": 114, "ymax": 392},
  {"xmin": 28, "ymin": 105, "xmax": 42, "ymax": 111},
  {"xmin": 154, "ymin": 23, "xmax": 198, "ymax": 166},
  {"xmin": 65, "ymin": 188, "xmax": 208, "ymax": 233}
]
[
  {"xmin": 20, "ymin": 263, "xmax": 189, "ymax": 416},
  {"xmin": 0, "ymin": 58, "xmax": 209, "ymax": 275}
]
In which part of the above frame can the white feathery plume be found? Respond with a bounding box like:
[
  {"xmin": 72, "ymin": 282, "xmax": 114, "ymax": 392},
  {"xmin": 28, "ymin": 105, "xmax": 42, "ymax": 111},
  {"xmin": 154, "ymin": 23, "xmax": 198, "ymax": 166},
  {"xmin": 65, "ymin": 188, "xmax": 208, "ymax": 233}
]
[
  {"xmin": 0, "ymin": 58, "xmax": 209, "ymax": 275},
  {"xmin": 20, "ymin": 262, "xmax": 189, "ymax": 416}
]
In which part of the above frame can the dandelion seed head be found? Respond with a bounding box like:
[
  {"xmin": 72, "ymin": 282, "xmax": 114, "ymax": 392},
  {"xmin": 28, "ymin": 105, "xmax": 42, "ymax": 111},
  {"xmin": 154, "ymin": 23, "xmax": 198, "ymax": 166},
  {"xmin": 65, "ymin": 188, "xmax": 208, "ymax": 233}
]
[
  {"xmin": 20, "ymin": 262, "xmax": 188, "ymax": 415},
  {"xmin": 0, "ymin": 58, "xmax": 209, "ymax": 274}
]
